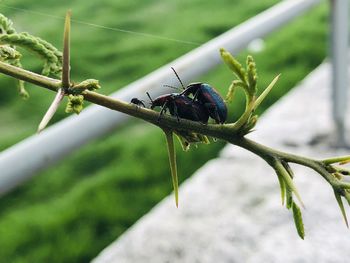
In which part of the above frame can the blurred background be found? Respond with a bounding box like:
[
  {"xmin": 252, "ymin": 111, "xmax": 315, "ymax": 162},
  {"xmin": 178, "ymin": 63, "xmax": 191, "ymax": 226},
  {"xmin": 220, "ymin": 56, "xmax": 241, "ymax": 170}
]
[{"xmin": 0, "ymin": 0, "xmax": 328, "ymax": 262}]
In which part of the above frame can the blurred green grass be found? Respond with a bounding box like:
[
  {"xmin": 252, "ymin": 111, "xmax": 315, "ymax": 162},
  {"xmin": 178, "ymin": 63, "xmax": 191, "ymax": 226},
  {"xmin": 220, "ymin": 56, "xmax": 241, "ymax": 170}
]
[{"xmin": 0, "ymin": 0, "xmax": 327, "ymax": 262}]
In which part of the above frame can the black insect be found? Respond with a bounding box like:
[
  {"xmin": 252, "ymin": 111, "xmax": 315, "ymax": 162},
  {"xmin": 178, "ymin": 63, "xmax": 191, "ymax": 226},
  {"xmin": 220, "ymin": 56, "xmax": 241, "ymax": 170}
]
[
  {"xmin": 147, "ymin": 92, "xmax": 209, "ymax": 123},
  {"xmin": 170, "ymin": 67, "xmax": 227, "ymax": 124},
  {"xmin": 130, "ymin": 98, "xmax": 146, "ymax": 107}
]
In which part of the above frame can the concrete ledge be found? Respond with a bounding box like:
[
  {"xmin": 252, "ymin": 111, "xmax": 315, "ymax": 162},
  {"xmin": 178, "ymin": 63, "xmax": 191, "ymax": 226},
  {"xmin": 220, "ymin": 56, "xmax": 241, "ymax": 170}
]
[{"xmin": 93, "ymin": 62, "xmax": 350, "ymax": 263}]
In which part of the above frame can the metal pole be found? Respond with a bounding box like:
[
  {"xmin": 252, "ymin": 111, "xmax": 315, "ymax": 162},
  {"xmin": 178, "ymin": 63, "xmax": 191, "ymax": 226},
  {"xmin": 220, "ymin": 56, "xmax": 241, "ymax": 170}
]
[
  {"xmin": 330, "ymin": 0, "xmax": 349, "ymax": 146},
  {"xmin": 0, "ymin": 0, "xmax": 321, "ymax": 195}
]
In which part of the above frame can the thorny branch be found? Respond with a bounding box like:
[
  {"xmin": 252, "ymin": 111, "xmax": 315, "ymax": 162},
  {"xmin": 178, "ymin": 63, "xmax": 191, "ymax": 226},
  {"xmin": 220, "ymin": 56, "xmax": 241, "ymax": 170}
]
[{"xmin": 1, "ymin": 11, "xmax": 350, "ymax": 239}]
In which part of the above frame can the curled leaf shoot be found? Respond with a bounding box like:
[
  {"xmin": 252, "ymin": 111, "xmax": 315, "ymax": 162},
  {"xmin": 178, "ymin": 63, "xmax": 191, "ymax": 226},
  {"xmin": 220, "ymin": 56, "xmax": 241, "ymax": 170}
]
[
  {"xmin": 0, "ymin": 13, "xmax": 16, "ymax": 34},
  {"xmin": 225, "ymin": 81, "xmax": 237, "ymax": 103},
  {"xmin": 220, "ymin": 48, "xmax": 279, "ymax": 135},
  {"xmin": 246, "ymin": 55, "xmax": 257, "ymax": 94},
  {"xmin": 220, "ymin": 47, "xmax": 246, "ymax": 83},
  {"xmin": 69, "ymin": 79, "xmax": 101, "ymax": 94},
  {"xmin": 0, "ymin": 33, "xmax": 61, "ymax": 76},
  {"xmin": 65, "ymin": 94, "xmax": 84, "ymax": 114},
  {"xmin": 225, "ymin": 80, "xmax": 246, "ymax": 104},
  {"xmin": 17, "ymin": 80, "xmax": 29, "ymax": 99}
]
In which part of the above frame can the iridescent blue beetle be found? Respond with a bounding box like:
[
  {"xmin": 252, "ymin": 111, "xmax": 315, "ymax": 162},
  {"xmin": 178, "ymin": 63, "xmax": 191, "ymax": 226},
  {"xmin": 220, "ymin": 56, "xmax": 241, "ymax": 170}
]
[
  {"xmin": 171, "ymin": 67, "xmax": 227, "ymax": 124},
  {"xmin": 181, "ymin": 82, "xmax": 227, "ymax": 124}
]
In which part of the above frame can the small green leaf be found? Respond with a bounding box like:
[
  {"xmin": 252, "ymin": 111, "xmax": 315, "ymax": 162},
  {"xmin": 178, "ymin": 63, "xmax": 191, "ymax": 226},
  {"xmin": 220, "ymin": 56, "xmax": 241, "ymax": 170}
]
[
  {"xmin": 333, "ymin": 189, "xmax": 349, "ymax": 228},
  {"xmin": 0, "ymin": 33, "xmax": 61, "ymax": 76},
  {"xmin": 282, "ymin": 161, "xmax": 294, "ymax": 178},
  {"xmin": 292, "ymin": 201, "xmax": 305, "ymax": 239},
  {"xmin": 163, "ymin": 129, "xmax": 179, "ymax": 207},
  {"xmin": 276, "ymin": 172, "xmax": 286, "ymax": 206},
  {"xmin": 275, "ymin": 161, "xmax": 304, "ymax": 208},
  {"xmin": 286, "ymin": 185, "xmax": 293, "ymax": 209},
  {"xmin": 284, "ymin": 172, "xmax": 304, "ymax": 208}
]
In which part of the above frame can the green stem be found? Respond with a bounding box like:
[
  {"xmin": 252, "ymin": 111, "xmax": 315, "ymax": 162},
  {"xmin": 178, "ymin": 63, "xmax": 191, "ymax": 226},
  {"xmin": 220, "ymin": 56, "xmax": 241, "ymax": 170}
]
[
  {"xmin": 0, "ymin": 60, "xmax": 60, "ymax": 90},
  {"xmin": 228, "ymin": 100, "xmax": 254, "ymax": 132},
  {"xmin": 231, "ymin": 138, "xmax": 338, "ymax": 185}
]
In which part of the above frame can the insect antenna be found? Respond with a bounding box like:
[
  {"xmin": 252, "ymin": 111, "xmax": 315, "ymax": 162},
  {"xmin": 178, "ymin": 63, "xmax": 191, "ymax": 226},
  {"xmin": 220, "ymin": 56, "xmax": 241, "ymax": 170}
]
[
  {"xmin": 171, "ymin": 67, "xmax": 185, "ymax": 90},
  {"xmin": 146, "ymin": 92, "xmax": 154, "ymax": 103},
  {"xmin": 163, "ymin": 84, "xmax": 182, "ymax": 91}
]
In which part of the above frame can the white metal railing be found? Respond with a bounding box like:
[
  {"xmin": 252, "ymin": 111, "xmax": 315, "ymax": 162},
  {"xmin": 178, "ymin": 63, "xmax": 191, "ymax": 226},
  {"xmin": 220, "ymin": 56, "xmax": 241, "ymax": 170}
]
[
  {"xmin": 330, "ymin": 0, "xmax": 349, "ymax": 146},
  {"xmin": 0, "ymin": 0, "xmax": 347, "ymax": 195}
]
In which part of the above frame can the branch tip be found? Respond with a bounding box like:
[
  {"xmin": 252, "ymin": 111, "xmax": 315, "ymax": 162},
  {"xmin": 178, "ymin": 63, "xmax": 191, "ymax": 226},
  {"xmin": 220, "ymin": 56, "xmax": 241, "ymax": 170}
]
[
  {"xmin": 37, "ymin": 88, "xmax": 65, "ymax": 133},
  {"xmin": 62, "ymin": 10, "xmax": 71, "ymax": 89},
  {"xmin": 163, "ymin": 129, "xmax": 179, "ymax": 207}
]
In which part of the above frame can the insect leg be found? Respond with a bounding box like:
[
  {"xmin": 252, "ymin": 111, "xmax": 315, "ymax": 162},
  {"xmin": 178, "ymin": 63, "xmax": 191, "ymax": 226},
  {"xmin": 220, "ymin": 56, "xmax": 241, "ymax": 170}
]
[
  {"xmin": 170, "ymin": 100, "xmax": 180, "ymax": 122},
  {"xmin": 205, "ymin": 102, "xmax": 221, "ymax": 124},
  {"xmin": 158, "ymin": 101, "xmax": 168, "ymax": 122}
]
